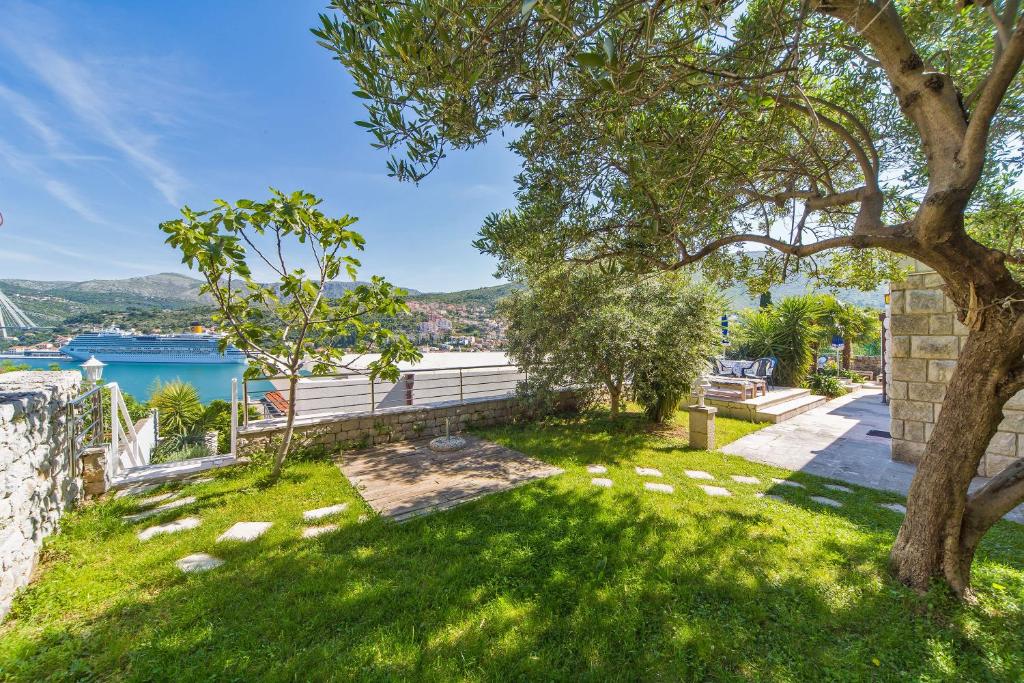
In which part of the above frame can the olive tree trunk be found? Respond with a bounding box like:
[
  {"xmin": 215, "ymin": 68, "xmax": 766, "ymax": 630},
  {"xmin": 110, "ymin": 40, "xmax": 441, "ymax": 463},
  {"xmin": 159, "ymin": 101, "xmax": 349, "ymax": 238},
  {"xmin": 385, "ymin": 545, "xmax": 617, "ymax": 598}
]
[{"xmin": 890, "ymin": 295, "xmax": 1024, "ymax": 596}]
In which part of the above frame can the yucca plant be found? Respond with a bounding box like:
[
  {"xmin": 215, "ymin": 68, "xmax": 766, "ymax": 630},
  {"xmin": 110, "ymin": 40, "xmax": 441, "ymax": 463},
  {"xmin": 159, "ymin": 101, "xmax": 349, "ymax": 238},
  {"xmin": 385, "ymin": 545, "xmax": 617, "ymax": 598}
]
[
  {"xmin": 149, "ymin": 380, "xmax": 204, "ymax": 437},
  {"xmin": 735, "ymin": 295, "xmax": 824, "ymax": 388}
]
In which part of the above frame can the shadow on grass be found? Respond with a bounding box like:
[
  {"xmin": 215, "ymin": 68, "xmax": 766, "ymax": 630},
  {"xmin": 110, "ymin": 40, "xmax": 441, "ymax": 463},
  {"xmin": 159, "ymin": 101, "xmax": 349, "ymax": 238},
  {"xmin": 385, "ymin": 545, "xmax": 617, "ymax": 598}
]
[{"xmin": 5, "ymin": 477, "xmax": 1021, "ymax": 681}]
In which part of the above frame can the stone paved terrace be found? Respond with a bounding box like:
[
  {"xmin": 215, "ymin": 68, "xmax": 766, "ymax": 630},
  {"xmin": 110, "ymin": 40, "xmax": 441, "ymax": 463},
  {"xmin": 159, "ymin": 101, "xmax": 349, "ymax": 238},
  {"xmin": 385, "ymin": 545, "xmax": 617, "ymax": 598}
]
[
  {"xmin": 722, "ymin": 387, "xmax": 1024, "ymax": 524},
  {"xmin": 335, "ymin": 436, "xmax": 563, "ymax": 522}
]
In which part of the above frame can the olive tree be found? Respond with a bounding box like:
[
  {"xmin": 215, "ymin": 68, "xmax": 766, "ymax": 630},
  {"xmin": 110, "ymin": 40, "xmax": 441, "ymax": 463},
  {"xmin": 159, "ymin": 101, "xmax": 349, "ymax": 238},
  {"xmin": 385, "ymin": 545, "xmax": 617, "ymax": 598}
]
[
  {"xmin": 161, "ymin": 189, "xmax": 419, "ymax": 478},
  {"xmin": 315, "ymin": 0, "xmax": 1024, "ymax": 596},
  {"xmin": 501, "ymin": 268, "xmax": 721, "ymax": 421}
]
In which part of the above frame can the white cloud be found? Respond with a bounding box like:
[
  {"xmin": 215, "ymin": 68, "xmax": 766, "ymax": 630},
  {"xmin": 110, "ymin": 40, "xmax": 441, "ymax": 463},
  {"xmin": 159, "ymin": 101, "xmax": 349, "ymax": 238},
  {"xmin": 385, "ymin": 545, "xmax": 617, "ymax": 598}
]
[
  {"xmin": 0, "ymin": 140, "xmax": 106, "ymax": 224},
  {"xmin": 0, "ymin": 5, "xmax": 189, "ymax": 207}
]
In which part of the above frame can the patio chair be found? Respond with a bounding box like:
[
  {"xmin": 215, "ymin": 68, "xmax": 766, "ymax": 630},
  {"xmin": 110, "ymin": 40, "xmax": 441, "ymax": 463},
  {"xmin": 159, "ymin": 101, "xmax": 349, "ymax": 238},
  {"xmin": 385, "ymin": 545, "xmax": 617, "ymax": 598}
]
[
  {"xmin": 742, "ymin": 357, "xmax": 776, "ymax": 389},
  {"xmin": 713, "ymin": 358, "xmax": 752, "ymax": 378}
]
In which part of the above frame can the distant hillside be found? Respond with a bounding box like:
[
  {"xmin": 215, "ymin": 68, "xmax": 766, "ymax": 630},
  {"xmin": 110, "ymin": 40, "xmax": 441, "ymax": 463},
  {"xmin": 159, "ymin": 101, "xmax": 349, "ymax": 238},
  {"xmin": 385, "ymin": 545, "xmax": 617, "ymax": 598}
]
[
  {"xmin": 724, "ymin": 280, "xmax": 886, "ymax": 311},
  {"xmin": 410, "ymin": 283, "xmax": 520, "ymax": 311}
]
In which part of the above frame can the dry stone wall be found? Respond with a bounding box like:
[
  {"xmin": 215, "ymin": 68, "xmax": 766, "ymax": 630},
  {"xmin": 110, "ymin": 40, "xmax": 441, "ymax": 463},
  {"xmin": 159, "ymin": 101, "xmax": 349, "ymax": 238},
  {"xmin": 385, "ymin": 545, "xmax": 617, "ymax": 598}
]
[
  {"xmin": 888, "ymin": 263, "xmax": 1021, "ymax": 476},
  {"xmin": 0, "ymin": 371, "xmax": 82, "ymax": 620},
  {"xmin": 238, "ymin": 393, "xmax": 577, "ymax": 455}
]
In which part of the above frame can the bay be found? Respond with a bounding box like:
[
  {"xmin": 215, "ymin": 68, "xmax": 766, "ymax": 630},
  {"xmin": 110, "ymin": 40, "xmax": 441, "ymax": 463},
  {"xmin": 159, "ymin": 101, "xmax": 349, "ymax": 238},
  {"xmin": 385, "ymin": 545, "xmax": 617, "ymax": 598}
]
[{"xmin": 8, "ymin": 358, "xmax": 272, "ymax": 403}]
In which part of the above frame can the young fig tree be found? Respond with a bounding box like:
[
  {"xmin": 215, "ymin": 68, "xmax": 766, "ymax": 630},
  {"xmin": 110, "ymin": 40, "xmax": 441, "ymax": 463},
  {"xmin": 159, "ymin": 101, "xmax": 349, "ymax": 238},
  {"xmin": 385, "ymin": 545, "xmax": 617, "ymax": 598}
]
[{"xmin": 161, "ymin": 188, "xmax": 420, "ymax": 478}]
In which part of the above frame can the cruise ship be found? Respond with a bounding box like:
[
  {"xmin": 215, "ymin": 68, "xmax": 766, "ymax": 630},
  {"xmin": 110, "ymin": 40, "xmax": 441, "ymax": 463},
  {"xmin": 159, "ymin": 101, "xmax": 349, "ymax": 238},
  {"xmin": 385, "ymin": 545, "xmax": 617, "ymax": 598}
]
[{"xmin": 60, "ymin": 329, "xmax": 246, "ymax": 364}]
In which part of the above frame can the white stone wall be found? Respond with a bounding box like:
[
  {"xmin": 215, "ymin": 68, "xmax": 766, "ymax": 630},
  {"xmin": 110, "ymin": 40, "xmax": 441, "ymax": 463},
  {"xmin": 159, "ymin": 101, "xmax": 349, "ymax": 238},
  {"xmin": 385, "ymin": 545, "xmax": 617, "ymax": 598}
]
[
  {"xmin": 888, "ymin": 263, "xmax": 1021, "ymax": 476},
  {"xmin": 0, "ymin": 371, "xmax": 82, "ymax": 620}
]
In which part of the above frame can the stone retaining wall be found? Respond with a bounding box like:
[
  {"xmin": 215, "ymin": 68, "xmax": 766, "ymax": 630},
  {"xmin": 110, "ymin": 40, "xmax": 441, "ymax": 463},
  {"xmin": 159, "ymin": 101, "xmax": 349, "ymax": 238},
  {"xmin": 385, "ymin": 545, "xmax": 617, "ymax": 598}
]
[
  {"xmin": 850, "ymin": 355, "xmax": 882, "ymax": 377},
  {"xmin": 0, "ymin": 371, "xmax": 82, "ymax": 620},
  {"xmin": 888, "ymin": 262, "xmax": 1021, "ymax": 476},
  {"xmin": 238, "ymin": 392, "xmax": 576, "ymax": 455}
]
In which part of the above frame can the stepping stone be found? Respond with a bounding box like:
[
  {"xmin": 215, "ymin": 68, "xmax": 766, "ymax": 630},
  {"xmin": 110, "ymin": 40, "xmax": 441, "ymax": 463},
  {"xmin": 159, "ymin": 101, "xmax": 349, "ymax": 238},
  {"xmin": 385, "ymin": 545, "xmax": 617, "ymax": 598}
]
[
  {"xmin": 302, "ymin": 524, "xmax": 339, "ymax": 538},
  {"xmin": 115, "ymin": 483, "xmax": 160, "ymax": 498},
  {"xmin": 685, "ymin": 470, "xmax": 714, "ymax": 480},
  {"xmin": 217, "ymin": 522, "xmax": 272, "ymax": 543},
  {"xmin": 185, "ymin": 477, "xmax": 214, "ymax": 486},
  {"xmin": 771, "ymin": 478, "xmax": 804, "ymax": 489},
  {"xmin": 824, "ymin": 484, "xmax": 853, "ymax": 493},
  {"xmin": 137, "ymin": 492, "xmax": 177, "ymax": 507},
  {"xmin": 698, "ymin": 485, "xmax": 732, "ymax": 497},
  {"xmin": 811, "ymin": 496, "xmax": 842, "ymax": 508},
  {"xmin": 122, "ymin": 496, "xmax": 197, "ymax": 523},
  {"xmin": 644, "ymin": 482, "xmax": 674, "ymax": 494},
  {"xmin": 635, "ymin": 467, "xmax": 663, "ymax": 477},
  {"xmin": 730, "ymin": 475, "xmax": 760, "ymax": 485},
  {"xmin": 880, "ymin": 502, "xmax": 907, "ymax": 514},
  {"xmin": 176, "ymin": 553, "xmax": 223, "ymax": 573},
  {"xmin": 138, "ymin": 516, "xmax": 201, "ymax": 541},
  {"xmin": 357, "ymin": 514, "xmax": 370, "ymax": 523},
  {"xmin": 756, "ymin": 493, "xmax": 785, "ymax": 502},
  {"xmin": 591, "ymin": 478, "xmax": 613, "ymax": 488},
  {"xmin": 586, "ymin": 464, "xmax": 607, "ymax": 474},
  {"xmin": 303, "ymin": 503, "xmax": 349, "ymax": 521}
]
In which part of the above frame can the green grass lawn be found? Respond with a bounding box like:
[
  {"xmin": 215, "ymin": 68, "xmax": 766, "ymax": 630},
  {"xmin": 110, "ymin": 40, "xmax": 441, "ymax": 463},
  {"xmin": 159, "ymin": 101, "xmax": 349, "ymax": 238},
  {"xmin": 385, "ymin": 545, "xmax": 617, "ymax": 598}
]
[{"xmin": 1, "ymin": 410, "xmax": 1022, "ymax": 681}]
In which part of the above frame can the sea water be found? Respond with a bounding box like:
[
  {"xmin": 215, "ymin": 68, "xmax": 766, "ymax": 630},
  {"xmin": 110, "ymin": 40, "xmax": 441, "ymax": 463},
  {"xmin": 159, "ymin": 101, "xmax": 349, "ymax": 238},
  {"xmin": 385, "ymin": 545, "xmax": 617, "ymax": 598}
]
[{"xmin": 9, "ymin": 358, "xmax": 271, "ymax": 403}]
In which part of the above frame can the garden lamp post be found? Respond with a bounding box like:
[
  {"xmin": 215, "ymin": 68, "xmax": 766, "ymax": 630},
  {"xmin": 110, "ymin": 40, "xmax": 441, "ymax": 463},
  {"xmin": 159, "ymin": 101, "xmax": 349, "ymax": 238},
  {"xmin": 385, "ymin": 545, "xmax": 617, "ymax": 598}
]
[
  {"xmin": 81, "ymin": 355, "xmax": 105, "ymax": 386},
  {"xmin": 695, "ymin": 374, "xmax": 712, "ymax": 408}
]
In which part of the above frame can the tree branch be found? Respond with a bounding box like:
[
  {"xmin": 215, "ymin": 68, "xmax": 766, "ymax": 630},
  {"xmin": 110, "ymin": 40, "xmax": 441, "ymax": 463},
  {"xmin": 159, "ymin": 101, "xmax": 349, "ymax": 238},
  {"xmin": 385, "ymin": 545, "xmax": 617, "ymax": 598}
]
[
  {"xmin": 962, "ymin": 14, "xmax": 1024, "ymax": 180},
  {"xmin": 963, "ymin": 458, "xmax": 1024, "ymax": 540}
]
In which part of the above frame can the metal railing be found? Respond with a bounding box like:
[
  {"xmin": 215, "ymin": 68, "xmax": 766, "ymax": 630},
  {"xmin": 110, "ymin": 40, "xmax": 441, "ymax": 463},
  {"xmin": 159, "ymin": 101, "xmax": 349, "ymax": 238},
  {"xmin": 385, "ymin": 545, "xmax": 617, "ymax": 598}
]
[
  {"xmin": 241, "ymin": 363, "xmax": 529, "ymax": 424},
  {"xmin": 66, "ymin": 382, "xmax": 157, "ymax": 484}
]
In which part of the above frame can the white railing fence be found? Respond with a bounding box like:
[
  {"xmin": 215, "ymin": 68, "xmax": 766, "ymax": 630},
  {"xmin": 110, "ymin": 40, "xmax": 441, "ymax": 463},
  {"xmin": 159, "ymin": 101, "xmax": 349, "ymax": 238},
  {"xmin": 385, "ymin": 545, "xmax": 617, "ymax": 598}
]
[{"xmin": 68, "ymin": 382, "xmax": 157, "ymax": 484}]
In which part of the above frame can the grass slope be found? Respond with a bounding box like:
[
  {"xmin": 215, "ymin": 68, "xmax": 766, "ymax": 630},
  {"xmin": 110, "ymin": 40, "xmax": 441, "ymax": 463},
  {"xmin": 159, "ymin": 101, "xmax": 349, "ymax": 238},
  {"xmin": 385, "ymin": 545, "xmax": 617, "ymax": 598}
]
[{"xmin": 0, "ymin": 412, "xmax": 1021, "ymax": 681}]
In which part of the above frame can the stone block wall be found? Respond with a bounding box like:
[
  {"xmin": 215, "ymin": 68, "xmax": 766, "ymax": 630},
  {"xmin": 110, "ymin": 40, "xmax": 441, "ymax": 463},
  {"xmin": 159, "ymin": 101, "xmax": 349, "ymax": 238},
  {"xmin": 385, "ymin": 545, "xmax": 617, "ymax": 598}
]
[
  {"xmin": 238, "ymin": 392, "xmax": 577, "ymax": 455},
  {"xmin": 888, "ymin": 263, "xmax": 1020, "ymax": 476},
  {"xmin": 0, "ymin": 371, "xmax": 82, "ymax": 620},
  {"xmin": 851, "ymin": 355, "xmax": 882, "ymax": 378}
]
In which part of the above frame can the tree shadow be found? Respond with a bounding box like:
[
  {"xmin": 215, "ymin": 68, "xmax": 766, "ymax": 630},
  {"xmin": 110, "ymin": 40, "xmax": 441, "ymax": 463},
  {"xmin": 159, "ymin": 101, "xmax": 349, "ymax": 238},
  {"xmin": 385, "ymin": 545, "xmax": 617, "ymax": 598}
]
[{"xmin": 6, "ymin": 466, "xmax": 1022, "ymax": 681}]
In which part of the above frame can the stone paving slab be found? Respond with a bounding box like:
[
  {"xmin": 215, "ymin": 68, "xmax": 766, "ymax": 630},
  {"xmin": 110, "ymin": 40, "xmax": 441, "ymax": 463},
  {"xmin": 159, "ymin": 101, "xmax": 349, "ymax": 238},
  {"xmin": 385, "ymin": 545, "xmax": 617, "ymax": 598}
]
[
  {"xmin": 138, "ymin": 516, "xmax": 201, "ymax": 541},
  {"xmin": 591, "ymin": 477, "xmax": 613, "ymax": 488},
  {"xmin": 879, "ymin": 502, "xmax": 907, "ymax": 514},
  {"xmin": 586, "ymin": 465, "xmax": 607, "ymax": 474},
  {"xmin": 824, "ymin": 484, "xmax": 853, "ymax": 493},
  {"xmin": 685, "ymin": 470, "xmax": 714, "ymax": 480},
  {"xmin": 176, "ymin": 553, "xmax": 223, "ymax": 573},
  {"xmin": 137, "ymin": 492, "xmax": 177, "ymax": 507},
  {"xmin": 635, "ymin": 467, "xmax": 662, "ymax": 477},
  {"xmin": 303, "ymin": 503, "xmax": 349, "ymax": 521},
  {"xmin": 722, "ymin": 388, "xmax": 1024, "ymax": 524},
  {"xmin": 756, "ymin": 493, "xmax": 785, "ymax": 502},
  {"xmin": 217, "ymin": 522, "xmax": 272, "ymax": 543},
  {"xmin": 810, "ymin": 496, "xmax": 842, "ymax": 508},
  {"xmin": 302, "ymin": 524, "xmax": 339, "ymax": 538},
  {"xmin": 698, "ymin": 485, "xmax": 731, "ymax": 497},
  {"xmin": 644, "ymin": 482, "xmax": 674, "ymax": 494},
  {"xmin": 771, "ymin": 478, "xmax": 804, "ymax": 489},
  {"xmin": 730, "ymin": 475, "xmax": 760, "ymax": 485},
  {"xmin": 115, "ymin": 483, "xmax": 161, "ymax": 498},
  {"xmin": 335, "ymin": 436, "xmax": 563, "ymax": 522},
  {"xmin": 122, "ymin": 496, "xmax": 197, "ymax": 523}
]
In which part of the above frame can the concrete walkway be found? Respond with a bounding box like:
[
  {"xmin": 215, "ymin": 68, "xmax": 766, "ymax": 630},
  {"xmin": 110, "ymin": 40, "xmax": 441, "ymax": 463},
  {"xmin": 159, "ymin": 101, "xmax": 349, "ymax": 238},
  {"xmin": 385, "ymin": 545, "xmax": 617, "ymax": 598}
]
[{"xmin": 722, "ymin": 388, "xmax": 1024, "ymax": 524}]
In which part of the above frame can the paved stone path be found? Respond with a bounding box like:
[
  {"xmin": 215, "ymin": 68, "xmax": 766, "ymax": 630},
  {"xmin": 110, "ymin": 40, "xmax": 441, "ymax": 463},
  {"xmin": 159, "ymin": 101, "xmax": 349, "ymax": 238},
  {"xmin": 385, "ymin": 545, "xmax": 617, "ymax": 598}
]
[
  {"xmin": 137, "ymin": 492, "xmax": 177, "ymax": 507},
  {"xmin": 824, "ymin": 484, "xmax": 853, "ymax": 493},
  {"xmin": 138, "ymin": 516, "xmax": 201, "ymax": 541},
  {"xmin": 586, "ymin": 465, "xmax": 607, "ymax": 474},
  {"xmin": 302, "ymin": 524, "xmax": 339, "ymax": 538},
  {"xmin": 303, "ymin": 503, "xmax": 348, "ymax": 521},
  {"xmin": 810, "ymin": 496, "xmax": 842, "ymax": 508},
  {"xmin": 879, "ymin": 502, "xmax": 907, "ymax": 514},
  {"xmin": 771, "ymin": 479, "xmax": 804, "ymax": 489},
  {"xmin": 217, "ymin": 522, "xmax": 272, "ymax": 543},
  {"xmin": 684, "ymin": 470, "xmax": 714, "ymax": 480},
  {"xmin": 336, "ymin": 436, "xmax": 563, "ymax": 522},
  {"xmin": 722, "ymin": 388, "xmax": 1024, "ymax": 524},
  {"xmin": 730, "ymin": 475, "xmax": 760, "ymax": 485},
  {"xmin": 644, "ymin": 482, "xmax": 674, "ymax": 494},
  {"xmin": 176, "ymin": 553, "xmax": 223, "ymax": 573},
  {"xmin": 591, "ymin": 477, "xmax": 613, "ymax": 488}
]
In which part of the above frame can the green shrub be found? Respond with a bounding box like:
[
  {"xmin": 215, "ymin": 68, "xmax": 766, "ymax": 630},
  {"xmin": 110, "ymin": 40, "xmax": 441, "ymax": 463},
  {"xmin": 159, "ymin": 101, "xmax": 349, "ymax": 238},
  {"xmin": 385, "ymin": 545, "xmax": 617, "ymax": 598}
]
[
  {"xmin": 808, "ymin": 373, "xmax": 847, "ymax": 398},
  {"xmin": 735, "ymin": 295, "xmax": 823, "ymax": 387}
]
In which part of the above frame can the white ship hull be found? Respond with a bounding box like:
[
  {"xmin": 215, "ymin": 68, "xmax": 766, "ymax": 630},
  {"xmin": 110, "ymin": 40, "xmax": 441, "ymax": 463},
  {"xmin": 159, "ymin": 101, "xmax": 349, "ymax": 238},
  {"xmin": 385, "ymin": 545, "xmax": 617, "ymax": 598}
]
[{"xmin": 61, "ymin": 350, "xmax": 246, "ymax": 364}]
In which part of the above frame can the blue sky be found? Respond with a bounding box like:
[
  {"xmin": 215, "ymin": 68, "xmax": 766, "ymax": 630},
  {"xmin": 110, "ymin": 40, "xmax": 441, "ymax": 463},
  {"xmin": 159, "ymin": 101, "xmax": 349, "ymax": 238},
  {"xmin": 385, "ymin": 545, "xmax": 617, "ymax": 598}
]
[{"xmin": 0, "ymin": 0, "xmax": 520, "ymax": 292}]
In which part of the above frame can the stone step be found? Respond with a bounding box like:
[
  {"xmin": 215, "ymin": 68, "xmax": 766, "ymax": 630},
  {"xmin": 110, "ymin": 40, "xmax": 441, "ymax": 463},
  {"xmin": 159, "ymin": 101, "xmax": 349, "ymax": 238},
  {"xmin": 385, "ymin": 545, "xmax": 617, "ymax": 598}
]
[
  {"xmin": 745, "ymin": 387, "xmax": 810, "ymax": 410},
  {"xmin": 755, "ymin": 393, "xmax": 827, "ymax": 423}
]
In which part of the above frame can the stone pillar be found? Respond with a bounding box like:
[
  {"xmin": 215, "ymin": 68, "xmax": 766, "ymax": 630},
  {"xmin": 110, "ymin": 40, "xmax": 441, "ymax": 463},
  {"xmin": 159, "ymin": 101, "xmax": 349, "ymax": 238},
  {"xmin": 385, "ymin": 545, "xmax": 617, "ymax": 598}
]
[{"xmin": 687, "ymin": 405, "xmax": 718, "ymax": 450}]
